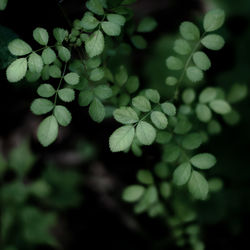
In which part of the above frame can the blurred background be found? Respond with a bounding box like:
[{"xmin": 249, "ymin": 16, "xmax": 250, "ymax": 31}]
[{"xmin": 0, "ymin": 0, "xmax": 250, "ymax": 249}]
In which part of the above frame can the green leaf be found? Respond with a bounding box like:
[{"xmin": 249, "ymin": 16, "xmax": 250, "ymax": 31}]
[
  {"xmin": 161, "ymin": 102, "xmax": 176, "ymax": 116},
  {"xmin": 196, "ymin": 103, "xmax": 212, "ymax": 122},
  {"xmin": 42, "ymin": 47, "xmax": 56, "ymax": 65},
  {"xmin": 173, "ymin": 162, "xmax": 192, "ymax": 186},
  {"xmin": 188, "ymin": 170, "xmax": 208, "ymax": 200},
  {"xmin": 8, "ymin": 39, "xmax": 32, "ymax": 56},
  {"xmin": 49, "ymin": 65, "xmax": 61, "ymax": 78},
  {"xmin": 6, "ymin": 58, "xmax": 27, "ymax": 82},
  {"xmin": 190, "ymin": 153, "xmax": 216, "ymax": 169},
  {"xmin": 193, "ymin": 51, "xmax": 211, "ymax": 71},
  {"xmin": 174, "ymin": 117, "xmax": 192, "ymax": 135},
  {"xmin": 132, "ymin": 96, "xmax": 151, "ymax": 112},
  {"xmin": 78, "ymin": 90, "xmax": 94, "ymax": 106},
  {"xmin": 113, "ymin": 107, "xmax": 139, "ymax": 124},
  {"xmin": 145, "ymin": 89, "xmax": 160, "ymax": 103},
  {"xmin": 156, "ymin": 131, "xmax": 172, "ymax": 144},
  {"xmin": 209, "ymin": 99, "xmax": 231, "ymax": 114},
  {"xmin": 94, "ymin": 84, "xmax": 112, "ymax": 99},
  {"xmin": 0, "ymin": 0, "xmax": 8, "ymax": 10},
  {"xmin": 54, "ymin": 105, "xmax": 72, "ymax": 126},
  {"xmin": 101, "ymin": 21, "xmax": 121, "ymax": 36},
  {"xmin": 81, "ymin": 15, "xmax": 99, "ymax": 30},
  {"xmin": 154, "ymin": 162, "xmax": 169, "ymax": 179},
  {"xmin": 150, "ymin": 111, "xmax": 168, "ymax": 130},
  {"xmin": 137, "ymin": 170, "xmax": 154, "ymax": 185},
  {"xmin": 122, "ymin": 185, "xmax": 145, "ymax": 202},
  {"xmin": 28, "ymin": 52, "xmax": 43, "ymax": 73},
  {"xmin": 203, "ymin": 9, "xmax": 225, "ymax": 32},
  {"xmin": 186, "ymin": 66, "xmax": 204, "ymax": 82},
  {"xmin": 165, "ymin": 76, "xmax": 178, "ymax": 86},
  {"xmin": 86, "ymin": 56, "xmax": 101, "ymax": 69},
  {"xmin": 115, "ymin": 65, "xmax": 128, "ymax": 86},
  {"xmin": 179, "ymin": 21, "xmax": 200, "ymax": 41},
  {"xmin": 174, "ymin": 39, "xmax": 191, "ymax": 55},
  {"xmin": 107, "ymin": 14, "xmax": 126, "ymax": 26},
  {"xmin": 37, "ymin": 115, "xmax": 58, "ymax": 147},
  {"xmin": 199, "ymin": 87, "xmax": 217, "ymax": 103},
  {"xmin": 166, "ymin": 56, "xmax": 183, "ymax": 70},
  {"xmin": 30, "ymin": 98, "xmax": 54, "ymax": 115},
  {"xmin": 86, "ymin": 0, "xmax": 104, "ymax": 15},
  {"xmin": 90, "ymin": 67, "xmax": 104, "ymax": 81},
  {"xmin": 136, "ymin": 121, "xmax": 156, "ymax": 145},
  {"xmin": 118, "ymin": 93, "xmax": 130, "ymax": 106},
  {"xmin": 182, "ymin": 133, "xmax": 202, "ymax": 150},
  {"xmin": 227, "ymin": 83, "xmax": 248, "ymax": 104},
  {"xmin": 58, "ymin": 88, "xmax": 75, "ymax": 102},
  {"xmin": 37, "ymin": 84, "xmax": 55, "ymax": 98},
  {"xmin": 89, "ymin": 98, "xmax": 105, "ymax": 123},
  {"xmin": 201, "ymin": 34, "xmax": 225, "ymax": 50},
  {"xmin": 85, "ymin": 30, "xmax": 105, "ymax": 58},
  {"xmin": 64, "ymin": 72, "xmax": 80, "ymax": 85},
  {"xmin": 137, "ymin": 17, "xmax": 157, "ymax": 33},
  {"xmin": 182, "ymin": 88, "xmax": 196, "ymax": 104},
  {"xmin": 58, "ymin": 46, "xmax": 71, "ymax": 62},
  {"xmin": 41, "ymin": 65, "xmax": 50, "ymax": 80},
  {"xmin": 125, "ymin": 76, "xmax": 139, "ymax": 93},
  {"xmin": 109, "ymin": 125, "xmax": 135, "ymax": 152},
  {"xmin": 131, "ymin": 35, "xmax": 147, "ymax": 49},
  {"xmin": 53, "ymin": 28, "xmax": 68, "ymax": 43},
  {"xmin": 33, "ymin": 27, "xmax": 49, "ymax": 46}
]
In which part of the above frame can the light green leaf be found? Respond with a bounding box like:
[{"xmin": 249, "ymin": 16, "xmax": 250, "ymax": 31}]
[
  {"xmin": 125, "ymin": 76, "xmax": 139, "ymax": 93},
  {"xmin": 193, "ymin": 51, "xmax": 211, "ymax": 71},
  {"xmin": 107, "ymin": 14, "xmax": 126, "ymax": 26},
  {"xmin": 201, "ymin": 34, "xmax": 225, "ymax": 50},
  {"xmin": 86, "ymin": 0, "xmax": 104, "ymax": 15},
  {"xmin": 196, "ymin": 103, "xmax": 212, "ymax": 122},
  {"xmin": 53, "ymin": 28, "xmax": 68, "ymax": 43},
  {"xmin": 54, "ymin": 105, "xmax": 72, "ymax": 126},
  {"xmin": 113, "ymin": 107, "xmax": 139, "ymax": 124},
  {"xmin": 150, "ymin": 111, "xmax": 168, "ymax": 130},
  {"xmin": 30, "ymin": 98, "xmax": 54, "ymax": 115},
  {"xmin": 186, "ymin": 66, "xmax": 204, "ymax": 82},
  {"xmin": 78, "ymin": 90, "xmax": 94, "ymax": 106},
  {"xmin": 137, "ymin": 17, "xmax": 157, "ymax": 33},
  {"xmin": 109, "ymin": 125, "xmax": 135, "ymax": 152},
  {"xmin": 161, "ymin": 102, "xmax": 176, "ymax": 116},
  {"xmin": 182, "ymin": 133, "xmax": 202, "ymax": 150},
  {"xmin": 174, "ymin": 39, "xmax": 191, "ymax": 55},
  {"xmin": 37, "ymin": 84, "xmax": 55, "ymax": 98},
  {"xmin": 188, "ymin": 171, "xmax": 209, "ymax": 200},
  {"xmin": 89, "ymin": 98, "xmax": 105, "ymax": 123},
  {"xmin": 173, "ymin": 162, "xmax": 192, "ymax": 186},
  {"xmin": 137, "ymin": 170, "xmax": 154, "ymax": 185},
  {"xmin": 58, "ymin": 88, "xmax": 75, "ymax": 102},
  {"xmin": 203, "ymin": 9, "xmax": 225, "ymax": 32},
  {"xmin": 131, "ymin": 35, "xmax": 147, "ymax": 49},
  {"xmin": 37, "ymin": 115, "xmax": 58, "ymax": 147},
  {"xmin": 115, "ymin": 65, "xmax": 128, "ymax": 86},
  {"xmin": 28, "ymin": 52, "xmax": 43, "ymax": 73},
  {"xmin": 94, "ymin": 84, "xmax": 112, "ymax": 99},
  {"xmin": 179, "ymin": 21, "xmax": 200, "ymax": 41},
  {"xmin": 166, "ymin": 56, "xmax": 183, "ymax": 70},
  {"xmin": 90, "ymin": 67, "xmax": 104, "ymax": 81},
  {"xmin": 85, "ymin": 30, "xmax": 105, "ymax": 58},
  {"xmin": 165, "ymin": 76, "xmax": 178, "ymax": 86},
  {"xmin": 64, "ymin": 72, "xmax": 80, "ymax": 85},
  {"xmin": 182, "ymin": 88, "xmax": 196, "ymax": 104},
  {"xmin": 190, "ymin": 153, "xmax": 216, "ymax": 169},
  {"xmin": 58, "ymin": 46, "xmax": 71, "ymax": 62},
  {"xmin": 209, "ymin": 99, "xmax": 231, "ymax": 114},
  {"xmin": 49, "ymin": 65, "xmax": 61, "ymax": 78},
  {"xmin": 81, "ymin": 15, "xmax": 99, "ymax": 30},
  {"xmin": 101, "ymin": 21, "xmax": 121, "ymax": 36},
  {"xmin": 145, "ymin": 89, "xmax": 160, "ymax": 103},
  {"xmin": 136, "ymin": 121, "xmax": 156, "ymax": 145},
  {"xmin": 132, "ymin": 96, "xmax": 151, "ymax": 112},
  {"xmin": 122, "ymin": 185, "xmax": 145, "ymax": 202},
  {"xmin": 199, "ymin": 87, "xmax": 217, "ymax": 103},
  {"xmin": 6, "ymin": 58, "xmax": 27, "ymax": 82},
  {"xmin": 33, "ymin": 27, "xmax": 49, "ymax": 46},
  {"xmin": 8, "ymin": 39, "xmax": 32, "ymax": 56},
  {"xmin": 42, "ymin": 47, "xmax": 56, "ymax": 65}
]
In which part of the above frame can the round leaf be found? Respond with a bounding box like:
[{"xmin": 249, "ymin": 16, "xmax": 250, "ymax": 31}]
[
  {"xmin": 136, "ymin": 121, "xmax": 156, "ymax": 145},
  {"xmin": 54, "ymin": 105, "xmax": 72, "ymax": 126},
  {"xmin": 33, "ymin": 27, "xmax": 49, "ymax": 45},
  {"xmin": 6, "ymin": 58, "xmax": 27, "ymax": 83},
  {"xmin": 203, "ymin": 9, "xmax": 225, "ymax": 32},
  {"xmin": 150, "ymin": 111, "xmax": 168, "ymax": 130},
  {"xmin": 37, "ymin": 84, "xmax": 55, "ymax": 98}
]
